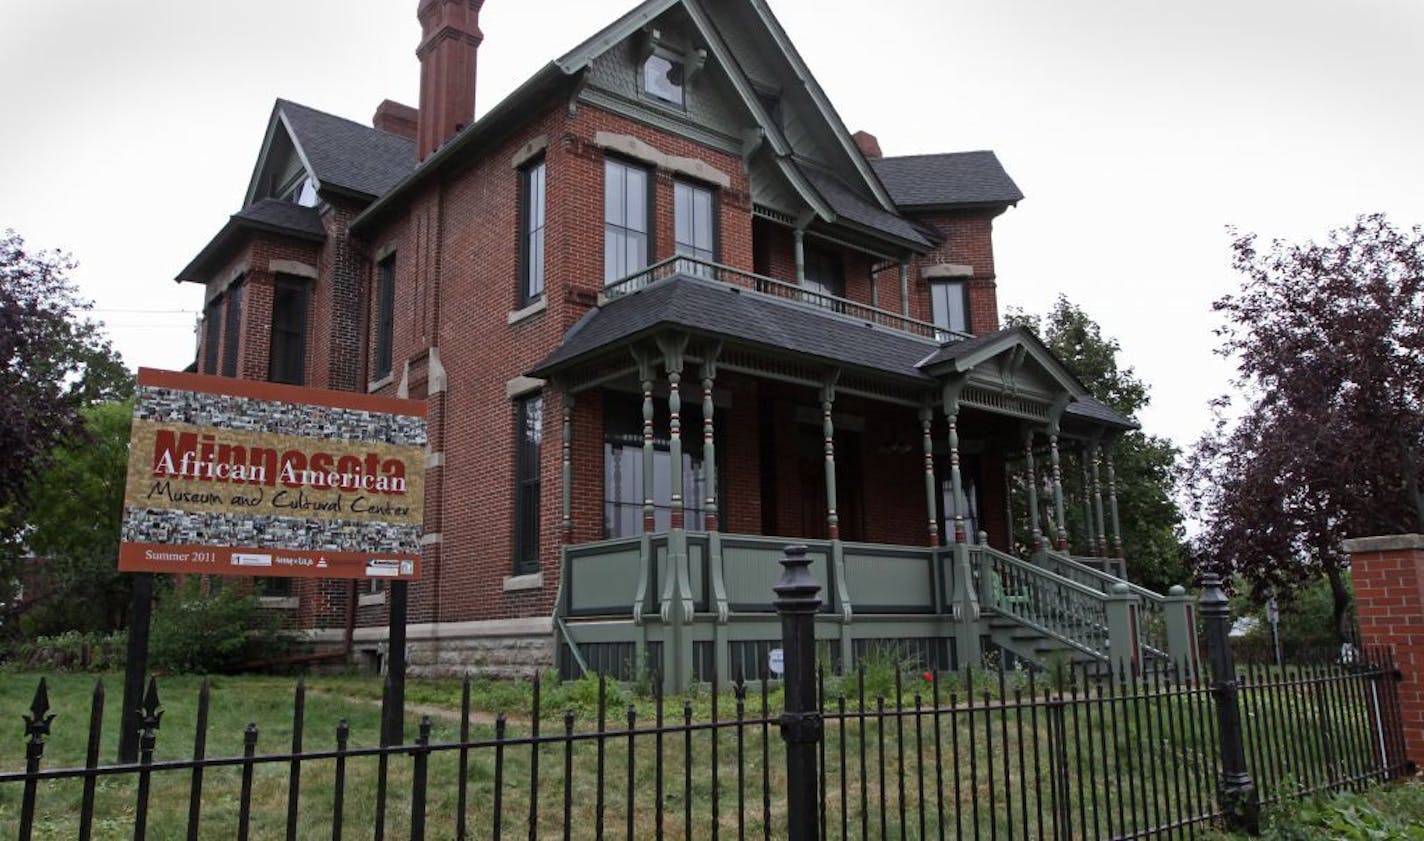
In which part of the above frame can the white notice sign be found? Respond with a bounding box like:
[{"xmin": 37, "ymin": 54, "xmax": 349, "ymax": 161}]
[{"xmin": 768, "ymin": 647, "xmax": 785, "ymax": 676}]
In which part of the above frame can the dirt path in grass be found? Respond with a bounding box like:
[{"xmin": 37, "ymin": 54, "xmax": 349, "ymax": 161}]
[{"xmin": 308, "ymin": 688, "xmax": 527, "ymax": 727}]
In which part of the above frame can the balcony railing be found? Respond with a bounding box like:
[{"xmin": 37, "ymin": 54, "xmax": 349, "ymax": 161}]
[{"xmin": 603, "ymin": 256, "xmax": 971, "ymax": 342}]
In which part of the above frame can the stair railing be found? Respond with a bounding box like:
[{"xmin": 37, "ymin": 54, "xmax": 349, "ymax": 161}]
[
  {"xmin": 970, "ymin": 543, "xmax": 1114, "ymax": 663},
  {"xmin": 1041, "ymin": 549, "xmax": 1173, "ymax": 666}
]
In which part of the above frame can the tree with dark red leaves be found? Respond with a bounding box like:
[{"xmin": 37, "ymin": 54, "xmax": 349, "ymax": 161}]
[{"xmin": 1186, "ymin": 214, "xmax": 1424, "ymax": 639}]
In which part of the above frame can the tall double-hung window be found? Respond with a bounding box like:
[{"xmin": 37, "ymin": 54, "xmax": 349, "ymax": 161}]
[
  {"xmin": 519, "ymin": 160, "xmax": 546, "ymax": 305},
  {"xmin": 513, "ymin": 393, "xmax": 544, "ymax": 574},
  {"xmin": 221, "ymin": 281, "xmax": 243, "ymax": 377},
  {"xmin": 604, "ymin": 159, "xmax": 650, "ymax": 285},
  {"xmin": 268, "ymin": 276, "xmax": 308, "ymax": 385},
  {"xmin": 930, "ymin": 281, "xmax": 969, "ymax": 336},
  {"xmin": 375, "ymin": 255, "xmax": 396, "ymax": 380},
  {"xmin": 202, "ymin": 296, "xmax": 222, "ymax": 374},
  {"xmin": 674, "ymin": 180, "xmax": 716, "ymax": 269}
]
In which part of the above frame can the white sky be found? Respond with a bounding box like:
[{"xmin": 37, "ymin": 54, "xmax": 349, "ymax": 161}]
[{"xmin": 3, "ymin": 0, "xmax": 1422, "ymax": 453}]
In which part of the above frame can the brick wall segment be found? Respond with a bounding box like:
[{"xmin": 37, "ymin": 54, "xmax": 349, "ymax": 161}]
[{"xmin": 1343, "ymin": 533, "xmax": 1424, "ymax": 767}]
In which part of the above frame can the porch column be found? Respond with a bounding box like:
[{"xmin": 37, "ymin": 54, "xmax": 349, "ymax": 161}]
[
  {"xmin": 701, "ymin": 351, "xmax": 720, "ymax": 531},
  {"xmin": 821, "ymin": 380, "xmax": 839, "ymax": 540},
  {"xmin": 899, "ymin": 263, "xmax": 910, "ymax": 321},
  {"xmin": 1106, "ymin": 440, "xmax": 1125, "ymax": 560},
  {"xmin": 639, "ymin": 358, "xmax": 657, "ymax": 533},
  {"xmin": 919, "ymin": 405, "xmax": 939, "ymax": 547},
  {"xmin": 669, "ymin": 367, "xmax": 685, "ymax": 530},
  {"xmin": 1049, "ymin": 424, "xmax": 1068, "ymax": 552},
  {"xmin": 1023, "ymin": 428, "xmax": 1043, "ymax": 552},
  {"xmin": 946, "ymin": 403, "xmax": 966, "ymax": 544},
  {"xmin": 794, "ymin": 229, "xmax": 806, "ymax": 285},
  {"xmin": 1091, "ymin": 440, "xmax": 1108, "ymax": 559},
  {"xmin": 1078, "ymin": 444, "xmax": 1096, "ymax": 556},
  {"xmin": 657, "ymin": 334, "xmax": 694, "ymax": 691},
  {"xmin": 561, "ymin": 392, "xmax": 574, "ymax": 537}
]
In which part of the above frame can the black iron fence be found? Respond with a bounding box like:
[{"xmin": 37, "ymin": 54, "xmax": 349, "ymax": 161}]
[{"xmin": 1, "ymin": 558, "xmax": 1414, "ymax": 840}]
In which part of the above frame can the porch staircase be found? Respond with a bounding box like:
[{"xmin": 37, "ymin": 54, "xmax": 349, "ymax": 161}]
[{"xmin": 970, "ymin": 542, "xmax": 1175, "ymax": 674}]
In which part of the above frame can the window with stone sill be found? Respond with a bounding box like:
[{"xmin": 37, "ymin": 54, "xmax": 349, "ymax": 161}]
[{"xmin": 930, "ymin": 280, "xmax": 970, "ymax": 336}]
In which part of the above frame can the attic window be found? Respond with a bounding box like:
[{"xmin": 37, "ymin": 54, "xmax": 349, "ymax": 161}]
[
  {"xmin": 287, "ymin": 175, "xmax": 318, "ymax": 207},
  {"xmin": 643, "ymin": 51, "xmax": 685, "ymax": 107}
]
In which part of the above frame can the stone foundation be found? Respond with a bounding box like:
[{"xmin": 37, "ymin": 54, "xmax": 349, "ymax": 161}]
[{"xmin": 307, "ymin": 616, "xmax": 555, "ymax": 680}]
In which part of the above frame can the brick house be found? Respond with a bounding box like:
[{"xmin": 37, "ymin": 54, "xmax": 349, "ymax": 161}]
[{"xmin": 179, "ymin": 0, "xmax": 1164, "ymax": 685}]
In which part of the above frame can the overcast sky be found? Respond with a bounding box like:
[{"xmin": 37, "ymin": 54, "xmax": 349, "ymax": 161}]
[{"xmin": 3, "ymin": 0, "xmax": 1422, "ymax": 453}]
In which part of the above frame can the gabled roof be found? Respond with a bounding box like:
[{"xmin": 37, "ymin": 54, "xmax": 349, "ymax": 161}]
[
  {"xmin": 245, "ymin": 100, "xmax": 416, "ymax": 207},
  {"xmin": 796, "ymin": 162, "xmax": 932, "ymax": 248},
  {"xmin": 356, "ymin": 0, "xmax": 924, "ymax": 249},
  {"xmin": 871, "ymin": 151, "xmax": 1024, "ymax": 210},
  {"xmin": 176, "ymin": 199, "xmax": 325, "ymax": 283}
]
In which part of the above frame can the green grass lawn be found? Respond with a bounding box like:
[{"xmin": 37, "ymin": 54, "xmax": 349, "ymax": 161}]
[{"xmin": 0, "ymin": 670, "xmax": 1400, "ymax": 840}]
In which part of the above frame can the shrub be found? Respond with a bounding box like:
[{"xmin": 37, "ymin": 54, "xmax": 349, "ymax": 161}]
[
  {"xmin": 5, "ymin": 630, "xmax": 127, "ymax": 671},
  {"xmin": 1259, "ymin": 781, "xmax": 1424, "ymax": 840},
  {"xmin": 149, "ymin": 580, "xmax": 290, "ymax": 674}
]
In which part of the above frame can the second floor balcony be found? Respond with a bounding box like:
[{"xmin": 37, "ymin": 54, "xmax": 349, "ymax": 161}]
[{"xmin": 603, "ymin": 256, "xmax": 974, "ymax": 344}]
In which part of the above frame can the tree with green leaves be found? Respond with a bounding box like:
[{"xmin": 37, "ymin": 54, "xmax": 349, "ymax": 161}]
[
  {"xmin": 1008, "ymin": 296, "xmax": 1188, "ymax": 592},
  {"xmin": 15, "ymin": 401, "xmax": 134, "ymax": 635},
  {"xmin": 0, "ymin": 230, "xmax": 131, "ymax": 633},
  {"xmin": 1186, "ymin": 214, "xmax": 1423, "ymax": 639}
]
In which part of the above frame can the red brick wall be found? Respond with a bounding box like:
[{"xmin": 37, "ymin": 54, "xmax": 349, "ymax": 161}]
[
  {"xmin": 196, "ymin": 235, "xmax": 321, "ymax": 380},
  {"xmin": 906, "ymin": 210, "xmax": 1002, "ymax": 333},
  {"xmin": 1345, "ymin": 535, "xmax": 1424, "ymax": 766}
]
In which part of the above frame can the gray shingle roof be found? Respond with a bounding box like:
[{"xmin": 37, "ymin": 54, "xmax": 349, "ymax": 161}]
[
  {"xmin": 532, "ymin": 274, "xmax": 941, "ymax": 382},
  {"xmin": 796, "ymin": 162, "xmax": 932, "ymax": 248},
  {"xmin": 532, "ymin": 274, "xmax": 1139, "ymax": 433},
  {"xmin": 176, "ymin": 199, "xmax": 325, "ymax": 283},
  {"xmin": 870, "ymin": 151, "xmax": 1023, "ymax": 209},
  {"xmin": 232, "ymin": 198, "xmax": 326, "ymax": 238},
  {"xmin": 278, "ymin": 99, "xmax": 416, "ymax": 199},
  {"xmin": 1064, "ymin": 396, "xmax": 1138, "ymax": 430}
]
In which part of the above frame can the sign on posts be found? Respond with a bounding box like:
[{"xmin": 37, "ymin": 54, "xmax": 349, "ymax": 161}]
[{"xmin": 118, "ymin": 369, "xmax": 427, "ymax": 581}]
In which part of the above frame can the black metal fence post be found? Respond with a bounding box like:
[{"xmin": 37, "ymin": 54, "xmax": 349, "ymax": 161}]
[
  {"xmin": 774, "ymin": 544, "xmax": 823, "ymax": 841},
  {"xmin": 1200, "ymin": 572, "xmax": 1260, "ymax": 834}
]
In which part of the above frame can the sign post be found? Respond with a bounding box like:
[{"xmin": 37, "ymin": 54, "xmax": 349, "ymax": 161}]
[
  {"xmin": 117, "ymin": 369, "xmax": 427, "ymax": 750},
  {"xmin": 117, "ymin": 573, "xmax": 154, "ymax": 763}
]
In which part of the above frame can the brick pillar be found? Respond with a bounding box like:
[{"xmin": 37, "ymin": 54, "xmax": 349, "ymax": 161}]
[{"xmin": 1343, "ymin": 533, "xmax": 1424, "ymax": 766}]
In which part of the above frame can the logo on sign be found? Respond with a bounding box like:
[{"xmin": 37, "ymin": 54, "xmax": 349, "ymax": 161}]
[
  {"xmin": 231, "ymin": 553, "xmax": 273, "ymax": 567},
  {"xmin": 366, "ymin": 559, "xmax": 401, "ymax": 578}
]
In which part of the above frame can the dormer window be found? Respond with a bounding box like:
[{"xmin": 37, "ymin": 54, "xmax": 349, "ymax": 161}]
[
  {"xmin": 287, "ymin": 175, "xmax": 318, "ymax": 207},
  {"xmin": 643, "ymin": 51, "xmax": 685, "ymax": 107}
]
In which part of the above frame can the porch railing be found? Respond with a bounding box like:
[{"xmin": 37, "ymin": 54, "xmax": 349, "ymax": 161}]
[
  {"xmin": 602, "ymin": 256, "xmax": 971, "ymax": 342},
  {"xmin": 1043, "ymin": 549, "xmax": 1173, "ymax": 665},
  {"xmin": 559, "ymin": 532, "xmax": 1198, "ymax": 684}
]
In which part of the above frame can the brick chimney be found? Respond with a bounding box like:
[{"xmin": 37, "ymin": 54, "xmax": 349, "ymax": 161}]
[
  {"xmin": 416, "ymin": 0, "xmax": 484, "ymax": 160},
  {"xmin": 853, "ymin": 130, "xmax": 882, "ymax": 159},
  {"xmin": 373, "ymin": 99, "xmax": 419, "ymax": 140}
]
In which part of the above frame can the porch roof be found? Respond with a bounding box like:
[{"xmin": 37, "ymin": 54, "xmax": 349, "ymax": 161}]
[
  {"xmin": 530, "ymin": 274, "xmax": 942, "ymax": 384},
  {"xmin": 530, "ymin": 273, "xmax": 1138, "ymax": 430}
]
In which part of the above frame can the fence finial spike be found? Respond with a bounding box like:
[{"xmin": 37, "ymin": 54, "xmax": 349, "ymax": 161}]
[
  {"xmin": 24, "ymin": 678, "xmax": 56, "ymax": 740},
  {"xmin": 140, "ymin": 676, "xmax": 163, "ymax": 730}
]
